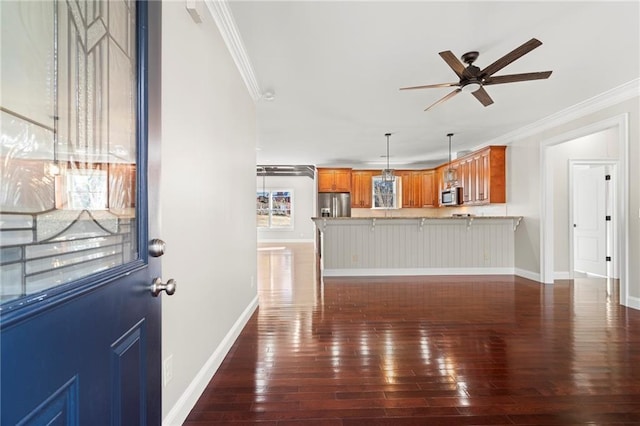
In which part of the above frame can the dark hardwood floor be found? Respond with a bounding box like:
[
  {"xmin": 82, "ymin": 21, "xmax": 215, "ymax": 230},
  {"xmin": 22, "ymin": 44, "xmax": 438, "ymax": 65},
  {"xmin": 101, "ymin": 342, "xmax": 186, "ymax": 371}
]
[{"xmin": 185, "ymin": 243, "xmax": 640, "ymax": 425}]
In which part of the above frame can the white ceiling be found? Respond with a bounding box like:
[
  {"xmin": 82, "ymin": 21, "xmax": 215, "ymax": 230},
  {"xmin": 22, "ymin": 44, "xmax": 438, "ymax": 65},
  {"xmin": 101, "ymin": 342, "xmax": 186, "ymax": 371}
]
[{"xmin": 226, "ymin": 1, "xmax": 640, "ymax": 168}]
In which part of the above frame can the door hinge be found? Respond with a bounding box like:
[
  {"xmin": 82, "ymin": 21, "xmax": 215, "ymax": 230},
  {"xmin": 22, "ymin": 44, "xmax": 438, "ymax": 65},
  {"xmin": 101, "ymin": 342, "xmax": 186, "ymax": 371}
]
[
  {"xmin": 605, "ymin": 215, "xmax": 611, "ymax": 221},
  {"xmin": 605, "ymin": 174, "xmax": 611, "ymax": 181},
  {"xmin": 606, "ymin": 256, "xmax": 612, "ymax": 262}
]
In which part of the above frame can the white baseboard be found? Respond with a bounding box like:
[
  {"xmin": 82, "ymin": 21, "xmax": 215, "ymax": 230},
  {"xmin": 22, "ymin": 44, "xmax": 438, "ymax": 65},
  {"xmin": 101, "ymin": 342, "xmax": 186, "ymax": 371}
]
[
  {"xmin": 322, "ymin": 267, "xmax": 515, "ymax": 277},
  {"xmin": 554, "ymin": 271, "xmax": 572, "ymax": 280},
  {"xmin": 514, "ymin": 268, "xmax": 541, "ymax": 283},
  {"xmin": 162, "ymin": 295, "xmax": 259, "ymax": 426},
  {"xmin": 257, "ymin": 239, "xmax": 315, "ymax": 243},
  {"xmin": 625, "ymin": 295, "xmax": 640, "ymax": 311}
]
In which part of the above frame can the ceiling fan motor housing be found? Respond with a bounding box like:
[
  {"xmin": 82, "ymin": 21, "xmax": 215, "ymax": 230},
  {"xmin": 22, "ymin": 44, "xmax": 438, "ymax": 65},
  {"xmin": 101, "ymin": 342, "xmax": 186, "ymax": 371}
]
[{"xmin": 461, "ymin": 51, "xmax": 479, "ymax": 64}]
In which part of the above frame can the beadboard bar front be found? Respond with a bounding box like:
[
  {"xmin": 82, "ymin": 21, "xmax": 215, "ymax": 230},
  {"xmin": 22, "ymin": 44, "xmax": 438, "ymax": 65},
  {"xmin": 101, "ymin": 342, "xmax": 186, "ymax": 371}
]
[{"xmin": 312, "ymin": 217, "xmax": 523, "ymax": 277}]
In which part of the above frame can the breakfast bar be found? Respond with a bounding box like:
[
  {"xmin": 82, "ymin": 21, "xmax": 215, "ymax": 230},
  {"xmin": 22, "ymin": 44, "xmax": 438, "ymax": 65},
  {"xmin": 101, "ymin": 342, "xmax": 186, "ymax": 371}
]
[{"xmin": 313, "ymin": 216, "xmax": 522, "ymax": 277}]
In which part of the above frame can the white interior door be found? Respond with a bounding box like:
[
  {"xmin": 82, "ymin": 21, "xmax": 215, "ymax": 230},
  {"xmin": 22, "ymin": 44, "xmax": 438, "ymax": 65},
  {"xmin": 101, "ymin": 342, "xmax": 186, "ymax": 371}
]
[{"xmin": 573, "ymin": 165, "xmax": 607, "ymax": 277}]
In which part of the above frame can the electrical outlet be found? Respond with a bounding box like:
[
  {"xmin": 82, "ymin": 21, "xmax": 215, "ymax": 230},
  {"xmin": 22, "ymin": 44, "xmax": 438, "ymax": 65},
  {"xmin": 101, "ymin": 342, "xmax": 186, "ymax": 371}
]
[
  {"xmin": 163, "ymin": 355, "xmax": 173, "ymax": 387},
  {"xmin": 250, "ymin": 275, "xmax": 255, "ymax": 288}
]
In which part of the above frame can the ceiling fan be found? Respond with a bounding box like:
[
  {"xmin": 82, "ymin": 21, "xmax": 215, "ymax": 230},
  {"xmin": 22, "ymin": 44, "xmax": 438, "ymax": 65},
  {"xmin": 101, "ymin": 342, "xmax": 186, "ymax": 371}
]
[{"xmin": 400, "ymin": 38, "xmax": 552, "ymax": 111}]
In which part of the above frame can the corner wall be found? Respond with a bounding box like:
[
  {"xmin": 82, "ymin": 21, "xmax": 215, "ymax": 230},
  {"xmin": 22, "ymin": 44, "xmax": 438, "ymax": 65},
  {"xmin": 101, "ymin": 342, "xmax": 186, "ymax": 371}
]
[{"xmin": 160, "ymin": 2, "xmax": 257, "ymax": 423}]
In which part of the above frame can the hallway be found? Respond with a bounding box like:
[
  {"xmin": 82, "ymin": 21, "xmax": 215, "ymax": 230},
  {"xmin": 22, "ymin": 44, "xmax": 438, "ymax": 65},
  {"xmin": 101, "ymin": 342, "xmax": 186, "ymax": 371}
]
[{"xmin": 185, "ymin": 243, "xmax": 640, "ymax": 425}]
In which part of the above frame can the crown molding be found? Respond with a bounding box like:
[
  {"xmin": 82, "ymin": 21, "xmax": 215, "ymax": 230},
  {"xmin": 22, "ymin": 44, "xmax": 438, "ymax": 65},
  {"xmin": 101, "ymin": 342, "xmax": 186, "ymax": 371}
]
[
  {"xmin": 479, "ymin": 78, "xmax": 640, "ymax": 148},
  {"xmin": 205, "ymin": 0, "xmax": 262, "ymax": 102}
]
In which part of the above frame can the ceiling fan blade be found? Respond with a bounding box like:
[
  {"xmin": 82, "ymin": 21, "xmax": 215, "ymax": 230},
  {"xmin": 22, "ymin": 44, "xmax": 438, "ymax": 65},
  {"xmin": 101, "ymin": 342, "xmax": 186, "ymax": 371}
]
[
  {"xmin": 439, "ymin": 51, "xmax": 466, "ymax": 79},
  {"xmin": 483, "ymin": 71, "xmax": 552, "ymax": 85},
  {"xmin": 424, "ymin": 88, "xmax": 461, "ymax": 111},
  {"xmin": 471, "ymin": 86, "xmax": 494, "ymax": 107},
  {"xmin": 480, "ymin": 38, "xmax": 543, "ymax": 77},
  {"xmin": 400, "ymin": 82, "xmax": 459, "ymax": 90}
]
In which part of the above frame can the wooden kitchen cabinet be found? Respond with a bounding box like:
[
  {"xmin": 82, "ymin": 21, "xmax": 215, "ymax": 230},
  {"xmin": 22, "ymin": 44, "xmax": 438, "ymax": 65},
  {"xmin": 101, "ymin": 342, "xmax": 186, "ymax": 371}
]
[
  {"xmin": 432, "ymin": 145, "xmax": 506, "ymax": 206},
  {"xmin": 351, "ymin": 170, "xmax": 376, "ymax": 208},
  {"xmin": 318, "ymin": 146, "xmax": 505, "ymax": 207},
  {"xmin": 457, "ymin": 146, "xmax": 506, "ymax": 205},
  {"xmin": 420, "ymin": 170, "xmax": 437, "ymax": 207},
  {"xmin": 457, "ymin": 158, "xmax": 473, "ymax": 203},
  {"xmin": 482, "ymin": 146, "xmax": 506, "ymax": 203},
  {"xmin": 397, "ymin": 170, "xmax": 423, "ymax": 208},
  {"xmin": 435, "ymin": 164, "xmax": 447, "ymax": 195},
  {"xmin": 317, "ymin": 168, "xmax": 352, "ymax": 192}
]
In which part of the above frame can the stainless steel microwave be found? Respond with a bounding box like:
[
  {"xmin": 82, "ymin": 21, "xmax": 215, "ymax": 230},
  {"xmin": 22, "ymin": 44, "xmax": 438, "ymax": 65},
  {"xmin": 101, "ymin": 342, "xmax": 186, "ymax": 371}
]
[{"xmin": 441, "ymin": 187, "xmax": 463, "ymax": 206}]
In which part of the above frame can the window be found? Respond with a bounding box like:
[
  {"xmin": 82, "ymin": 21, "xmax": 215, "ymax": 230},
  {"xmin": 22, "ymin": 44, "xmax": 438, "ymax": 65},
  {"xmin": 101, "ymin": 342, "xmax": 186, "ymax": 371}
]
[
  {"xmin": 372, "ymin": 176, "xmax": 401, "ymax": 209},
  {"xmin": 256, "ymin": 189, "xmax": 293, "ymax": 228}
]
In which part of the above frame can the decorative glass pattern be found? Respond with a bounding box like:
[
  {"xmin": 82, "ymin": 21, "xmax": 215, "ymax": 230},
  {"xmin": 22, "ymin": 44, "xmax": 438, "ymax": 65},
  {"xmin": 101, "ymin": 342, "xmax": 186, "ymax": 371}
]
[{"xmin": 0, "ymin": 1, "xmax": 138, "ymax": 304}]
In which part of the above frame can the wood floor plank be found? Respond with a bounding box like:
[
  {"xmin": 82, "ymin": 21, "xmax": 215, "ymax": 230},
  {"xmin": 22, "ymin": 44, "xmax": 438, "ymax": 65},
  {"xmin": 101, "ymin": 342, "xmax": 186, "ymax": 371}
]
[{"xmin": 184, "ymin": 243, "xmax": 640, "ymax": 425}]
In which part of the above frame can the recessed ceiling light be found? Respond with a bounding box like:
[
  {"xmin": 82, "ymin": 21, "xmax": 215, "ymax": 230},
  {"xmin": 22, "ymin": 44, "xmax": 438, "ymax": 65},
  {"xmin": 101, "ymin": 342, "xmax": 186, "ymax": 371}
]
[{"xmin": 261, "ymin": 91, "xmax": 275, "ymax": 101}]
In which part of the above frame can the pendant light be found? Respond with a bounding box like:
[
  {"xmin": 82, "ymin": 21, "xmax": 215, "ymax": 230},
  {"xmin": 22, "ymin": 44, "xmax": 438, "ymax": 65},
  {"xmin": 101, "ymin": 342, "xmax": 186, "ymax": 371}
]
[
  {"xmin": 381, "ymin": 132, "xmax": 395, "ymax": 182},
  {"xmin": 444, "ymin": 133, "xmax": 457, "ymax": 188}
]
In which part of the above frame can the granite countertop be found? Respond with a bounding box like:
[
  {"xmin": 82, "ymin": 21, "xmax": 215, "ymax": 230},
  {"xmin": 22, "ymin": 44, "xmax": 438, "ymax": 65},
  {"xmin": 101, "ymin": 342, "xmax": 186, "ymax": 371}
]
[{"xmin": 312, "ymin": 215, "xmax": 523, "ymax": 220}]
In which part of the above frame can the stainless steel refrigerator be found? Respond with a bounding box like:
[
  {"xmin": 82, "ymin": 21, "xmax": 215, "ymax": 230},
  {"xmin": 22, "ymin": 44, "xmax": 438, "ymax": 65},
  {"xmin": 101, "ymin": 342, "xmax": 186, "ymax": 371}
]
[{"xmin": 318, "ymin": 192, "xmax": 351, "ymax": 217}]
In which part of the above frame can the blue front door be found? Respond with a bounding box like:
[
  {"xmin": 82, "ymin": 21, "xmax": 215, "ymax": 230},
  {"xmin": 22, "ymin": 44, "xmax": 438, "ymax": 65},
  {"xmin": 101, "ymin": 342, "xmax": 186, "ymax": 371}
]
[{"xmin": 0, "ymin": 1, "xmax": 163, "ymax": 424}]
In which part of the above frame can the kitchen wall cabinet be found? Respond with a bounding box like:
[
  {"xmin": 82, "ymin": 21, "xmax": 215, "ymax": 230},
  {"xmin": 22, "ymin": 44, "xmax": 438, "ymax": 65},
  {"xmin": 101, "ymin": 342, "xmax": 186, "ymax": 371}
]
[
  {"xmin": 456, "ymin": 146, "xmax": 506, "ymax": 205},
  {"xmin": 344, "ymin": 145, "xmax": 505, "ymax": 208},
  {"xmin": 457, "ymin": 158, "xmax": 473, "ymax": 203},
  {"xmin": 435, "ymin": 164, "xmax": 446, "ymax": 195},
  {"xmin": 432, "ymin": 145, "xmax": 505, "ymax": 206},
  {"xmin": 317, "ymin": 168, "xmax": 352, "ymax": 192},
  {"xmin": 420, "ymin": 170, "xmax": 437, "ymax": 207},
  {"xmin": 351, "ymin": 170, "xmax": 376, "ymax": 208},
  {"xmin": 397, "ymin": 170, "xmax": 423, "ymax": 208},
  {"xmin": 482, "ymin": 146, "xmax": 506, "ymax": 204}
]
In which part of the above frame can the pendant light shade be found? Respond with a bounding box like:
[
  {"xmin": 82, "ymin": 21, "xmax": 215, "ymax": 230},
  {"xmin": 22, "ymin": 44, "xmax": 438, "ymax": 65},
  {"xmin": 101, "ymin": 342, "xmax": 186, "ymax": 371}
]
[
  {"xmin": 444, "ymin": 133, "xmax": 458, "ymax": 188},
  {"xmin": 382, "ymin": 133, "xmax": 395, "ymax": 182}
]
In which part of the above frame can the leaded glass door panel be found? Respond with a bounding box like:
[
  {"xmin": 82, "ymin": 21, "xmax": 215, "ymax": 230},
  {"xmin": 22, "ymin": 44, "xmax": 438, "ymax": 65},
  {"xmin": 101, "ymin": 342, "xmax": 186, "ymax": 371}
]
[{"xmin": 0, "ymin": 1, "xmax": 162, "ymax": 423}]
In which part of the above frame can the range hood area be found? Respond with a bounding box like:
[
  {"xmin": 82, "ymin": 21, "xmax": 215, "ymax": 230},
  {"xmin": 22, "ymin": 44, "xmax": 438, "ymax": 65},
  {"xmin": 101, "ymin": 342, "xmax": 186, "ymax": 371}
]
[{"xmin": 256, "ymin": 165, "xmax": 315, "ymax": 179}]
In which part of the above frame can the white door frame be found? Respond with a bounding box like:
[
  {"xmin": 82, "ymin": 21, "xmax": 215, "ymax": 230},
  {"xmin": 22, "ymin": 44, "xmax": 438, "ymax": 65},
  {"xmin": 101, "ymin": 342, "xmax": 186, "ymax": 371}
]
[
  {"xmin": 540, "ymin": 113, "xmax": 629, "ymax": 306},
  {"xmin": 568, "ymin": 160, "xmax": 618, "ymax": 278}
]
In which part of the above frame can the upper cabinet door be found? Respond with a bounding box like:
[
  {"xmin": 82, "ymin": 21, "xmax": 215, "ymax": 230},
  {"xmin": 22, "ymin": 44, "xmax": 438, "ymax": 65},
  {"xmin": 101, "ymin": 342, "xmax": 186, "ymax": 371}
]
[
  {"xmin": 318, "ymin": 168, "xmax": 352, "ymax": 192},
  {"xmin": 420, "ymin": 170, "xmax": 436, "ymax": 207},
  {"xmin": 351, "ymin": 170, "xmax": 374, "ymax": 208},
  {"xmin": 397, "ymin": 171, "xmax": 423, "ymax": 208}
]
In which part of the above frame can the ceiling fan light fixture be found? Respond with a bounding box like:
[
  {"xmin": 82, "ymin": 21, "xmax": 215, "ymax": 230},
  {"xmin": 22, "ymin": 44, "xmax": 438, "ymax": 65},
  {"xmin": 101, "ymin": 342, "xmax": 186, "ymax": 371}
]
[{"xmin": 461, "ymin": 81, "xmax": 482, "ymax": 93}]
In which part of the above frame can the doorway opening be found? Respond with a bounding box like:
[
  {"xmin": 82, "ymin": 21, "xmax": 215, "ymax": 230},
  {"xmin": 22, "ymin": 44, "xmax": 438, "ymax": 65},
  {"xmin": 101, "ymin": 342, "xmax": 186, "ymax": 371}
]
[{"xmin": 540, "ymin": 114, "xmax": 629, "ymax": 307}]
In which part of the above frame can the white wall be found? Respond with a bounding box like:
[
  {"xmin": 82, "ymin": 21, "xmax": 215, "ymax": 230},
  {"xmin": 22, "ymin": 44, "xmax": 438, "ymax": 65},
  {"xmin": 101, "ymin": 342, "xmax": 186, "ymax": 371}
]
[
  {"xmin": 257, "ymin": 175, "xmax": 315, "ymax": 242},
  {"xmin": 160, "ymin": 2, "xmax": 257, "ymax": 423},
  {"xmin": 508, "ymin": 95, "xmax": 639, "ymax": 306}
]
